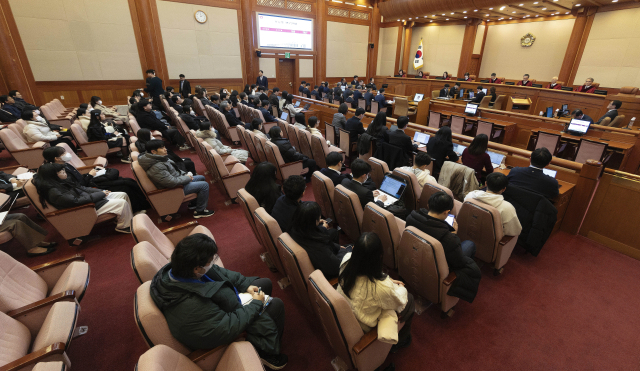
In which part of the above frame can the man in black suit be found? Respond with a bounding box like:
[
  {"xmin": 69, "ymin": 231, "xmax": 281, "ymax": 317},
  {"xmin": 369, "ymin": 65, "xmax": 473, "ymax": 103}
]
[
  {"xmin": 144, "ymin": 69, "xmax": 164, "ymax": 110},
  {"xmin": 179, "ymin": 74, "xmax": 191, "ymax": 98},
  {"xmin": 449, "ymin": 82, "xmax": 461, "ymax": 98},
  {"xmin": 311, "ymin": 85, "xmax": 321, "ymax": 100},
  {"xmin": 257, "ymin": 100, "xmax": 281, "ymax": 123},
  {"xmin": 169, "ymin": 95, "xmax": 184, "ymax": 113},
  {"xmin": 257, "ymin": 86, "xmax": 268, "ymax": 102},
  {"xmin": 256, "ymin": 70, "xmax": 269, "ymax": 89},
  {"xmin": 352, "ymin": 87, "xmax": 363, "ymax": 103},
  {"xmin": 571, "ymin": 109, "xmax": 594, "ymax": 125},
  {"xmin": 351, "ymin": 75, "xmax": 359, "ymax": 86},
  {"xmin": 341, "ymin": 159, "xmax": 387, "ymax": 209},
  {"xmin": 221, "ymin": 101, "xmax": 245, "ymax": 128},
  {"xmin": 270, "ymin": 126, "xmax": 316, "ymax": 182},
  {"xmin": 595, "ymin": 100, "xmax": 621, "ymax": 125},
  {"xmin": 333, "ymin": 83, "xmax": 342, "ymax": 96},
  {"xmin": 320, "ymin": 152, "xmax": 352, "ymax": 186},
  {"xmin": 345, "ymin": 108, "xmax": 366, "ymax": 144},
  {"xmin": 270, "ymin": 175, "xmax": 305, "ymax": 232},
  {"xmin": 439, "ymin": 84, "xmax": 451, "ymax": 98},
  {"xmin": 507, "ymin": 147, "xmax": 559, "ymax": 200},
  {"xmin": 344, "ymin": 85, "xmax": 353, "ymax": 98},
  {"xmin": 298, "ymin": 81, "xmax": 306, "ymax": 94},
  {"xmin": 383, "ymin": 116, "xmax": 417, "ymax": 166},
  {"xmin": 363, "ymin": 88, "xmax": 374, "ymax": 109},
  {"xmin": 366, "ymin": 78, "xmax": 377, "ymax": 91},
  {"xmin": 472, "ymin": 85, "xmax": 486, "ymax": 104},
  {"xmin": 303, "ymin": 83, "xmax": 312, "ymax": 98},
  {"xmin": 0, "ymin": 102, "xmax": 19, "ymax": 122},
  {"xmin": 374, "ymin": 89, "xmax": 387, "ymax": 109}
]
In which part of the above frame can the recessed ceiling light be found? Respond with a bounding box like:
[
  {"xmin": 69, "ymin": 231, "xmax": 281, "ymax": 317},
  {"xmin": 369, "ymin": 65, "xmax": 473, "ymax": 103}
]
[
  {"xmin": 397, "ymin": 19, "xmax": 400, "ymax": 21},
  {"xmin": 430, "ymin": 20, "xmax": 433, "ymax": 22},
  {"xmin": 612, "ymin": 0, "xmax": 618, "ymax": 2},
  {"xmin": 424, "ymin": 16, "xmax": 428, "ymax": 18},
  {"xmin": 446, "ymin": 18, "xmax": 449, "ymax": 20},
  {"xmin": 432, "ymin": 14, "xmax": 436, "ymax": 16},
  {"xmin": 542, "ymin": 7, "xmax": 547, "ymax": 10},
  {"xmin": 533, "ymin": 1, "xmax": 538, "ymax": 3},
  {"xmin": 575, "ymin": 3, "xmax": 581, "ymax": 6},
  {"xmin": 463, "ymin": 11, "xmax": 467, "ymax": 13},
  {"xmin": 565, "ymin": 11, "xmax": 570, "ymax": 13},
  {"xmin": 402, "ymin": 19, "xmax": 405, "ymax": 21},
  {"xmin": 519, "ymin": 3, "xmax": 524, "ymax": 5},
  {"xmin": 485, "ymin": 13, "xmax": 490, "ymax": 16},
  {"xmin": 500, "ymin": 6, "xmax": 505, "ymax": 10},
  {"xmin": 474, "ymin": 9, "xmax": 478, "ymax": 11},
  {"xmin": 513, "ymin": 11, "xmax": 516, "ymax": 13},
  {"xmin": 442, "ymin": 13, "xmax": 445, "ymax": 15},
  {"xmin": 409, "ymin": 17, "xmax": 412, "ymax": 19},
  {"xmin": 464, "ymin": 16, "xmax": 467, "ymax": 18},
  {"xmin": 489, "ymin": 7, "xmax": 493, "ymax": 10},
  {"xmin": 509, "ymin": 17, "xmax": 513, "ymax": 19},
  {"xmin": 535, "ymin": 14, "xmax": 539, "ymax": 16}
]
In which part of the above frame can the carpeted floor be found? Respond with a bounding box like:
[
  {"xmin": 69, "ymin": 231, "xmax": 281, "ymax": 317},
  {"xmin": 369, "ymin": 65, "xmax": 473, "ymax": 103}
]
[{"xmin": 3, "ymin": 143, "xmax": 640, "ymax": 371}]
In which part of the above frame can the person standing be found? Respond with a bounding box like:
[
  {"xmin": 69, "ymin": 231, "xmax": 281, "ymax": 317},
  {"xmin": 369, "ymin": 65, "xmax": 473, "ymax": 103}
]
[
  {"xmin": 179, "ymin": 74, "xmax": 191, "ymax": 98},
  {"xmin": 144, "ymin": 69, "xmax": 164, "ymax": 110},
  {"xmin": 257, "ymin": 70, "xmax": 269, "ymax": 89}
]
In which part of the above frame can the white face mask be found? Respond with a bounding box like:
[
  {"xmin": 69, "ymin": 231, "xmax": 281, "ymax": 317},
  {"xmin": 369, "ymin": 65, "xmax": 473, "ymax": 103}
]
[
  {"xmin": 35, "ymin": 109, "xmax": 41, "ymax": 115},
  {"xmin": 60, "ymin": 153, "xmax": 72, "ymax": 162},
  {"xmin": 97, "ymin": 100, "xmax": 102, "ymax": 105},
  {"xmin": 36, "ymin": 116, "xmax": 46, "ymax": 123},
  {"xmin": 195, "ymin": 259, "xmax": 215, "ymax": 278}
]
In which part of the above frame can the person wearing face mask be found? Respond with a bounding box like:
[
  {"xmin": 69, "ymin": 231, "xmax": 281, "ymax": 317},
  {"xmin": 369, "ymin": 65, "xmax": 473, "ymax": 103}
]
[
  {"xmin": 90, "ymin": 96, "xmax": 129, "ymax": 125},
  {"xmin": 150, "ymin": 233, "xmax": 288, "ymax": 370},
  {"xmin": 42, "ymin": 146, "xmax": 150, "ymax": 214},
  {"xmin": 22, "ymin": 110, "xmax": 78, "ymax": 152},
  {"xmin": 33, "ymin": 163, "xmax": 133, "ymax": 234},
  {"xmin": 86, "ymin": 110, "xmax": 131, "ymax": 163}
]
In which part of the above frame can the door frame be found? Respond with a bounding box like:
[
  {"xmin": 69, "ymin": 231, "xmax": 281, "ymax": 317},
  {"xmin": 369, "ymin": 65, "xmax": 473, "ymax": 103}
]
[{"xmin": 256, "ymin": 55, "xmax": 315, "ymax": 91}]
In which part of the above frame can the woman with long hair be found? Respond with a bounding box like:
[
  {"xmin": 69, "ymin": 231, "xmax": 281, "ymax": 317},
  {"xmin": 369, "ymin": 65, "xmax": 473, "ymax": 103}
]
[
  {"xmin": 244, "ymin": 162, "xmax": 282, "ymax": 214},
  {"xmin": 86, "ymin": 110, "xmax": 131, "ymax": 162},
  {"xmin": 461, "ymin": 134, "xmax": 493, "ymax": 183},
  {"xmin": 284, "ymin": 96, "xmax": 302, "ymax": 115},
  {"xmin": 34, "ymin": 163, "xmax": 133, "ymax": 234},
  {"xmin": 338, "ymin": 232, "xmax": 414, "ymax": 351},
  {"xmin": 135, "ymin": 129, "xmax": 196, "ymax": 175},
  {"xmin": 268, "ymin": 93, "xmax": 281, "ymax": 118},
  {"xmin": 365, "ymin": 111, "xmax": 389, "ymax": 139},
  {"xmin": 289, "ymin": 202, "xmax": 349, "ymax": 279},
  {"xmin": 442, "ymin": 71, "xmax": 450, "ymax": 80},
  {"xmin": 243, "ymin": 84, "xmax": 251, "ymax": 95},
  {"xmin": 489, "ymin": 86, "xmax": 497, "ymax": 103},
  {"xmin": 426, "ymin": 126, "xmax": 458, "ymax": 173}
]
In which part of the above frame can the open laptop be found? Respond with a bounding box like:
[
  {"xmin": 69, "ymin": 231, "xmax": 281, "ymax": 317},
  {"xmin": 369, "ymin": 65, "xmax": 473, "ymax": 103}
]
[
  {"xmin": 294, "ymin": 101, "xmax": 301, "ymax": 107},
  {"xmin": 543, "ymin": 168, "xmax": 557, "ymax": 178},
  {"xmin": 482, "ymin": 88, "xmax": 488, "ymax": 95},
  {"xmin": 413, "ymin": 132, "xmax": 430, "ymax": 148},
  {"xmin": 459, "ymin": 88, "xmax": 465, "ymax": 99},
  {"xmin": 567, "ymin": 118, "xmax": 591, "ymax": 136},
  {"xmin": 374, "ymin": 175, "xmax": 407, "ymax": 207},
  {"xmin": 453, "ymin": 143, "xmax": 467, "ymax": 156},
  {"xmin": 0, "ymin": 194, "xmax": 18, "ymax": 226},
  {"xmin": 487, "ymin": 151, "xmax": 506, "ymax": 168},
  {"xmin": 468, "ymin": 91, "xmax": 475, "ymax": 100},
  {"xmin": 414, "ymin": 93, "xmax": 424, "ymax": 102},
  {"xmin": 464, "ymin": 103, "xmax": 479, "ymax": 116},
  {"xmin": 280, "ymin": 112, "xmax": 288, "ymax": 121},
  {"xmin": 303, "ymin": 103, "xmax": 311, "ymax": 110}
]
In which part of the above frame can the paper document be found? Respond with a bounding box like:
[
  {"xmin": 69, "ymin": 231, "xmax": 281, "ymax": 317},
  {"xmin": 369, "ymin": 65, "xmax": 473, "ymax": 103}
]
[
  {"xmin": 94, "ymin": 169, "xmax": 107, "ymax": 177},
  {"xmin": 16, "ymin": 172, "xmax": 33, "ymax": 180},
  {"xmin": 238, "ymin": 293, "xmax": 271, "ymax": 306},
  {"xmin": 374, "ymin": 194, "xmax": 397, "ymax": 207}
]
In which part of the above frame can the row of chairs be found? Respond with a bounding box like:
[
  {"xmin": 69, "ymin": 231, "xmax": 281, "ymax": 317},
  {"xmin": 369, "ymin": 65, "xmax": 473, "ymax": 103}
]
[
  {"xmin": 535, "ymin": 131, "xmax": 611, "ymax": 165},
  {"xmin": 428, "ymin": 111, "xmax": 504, "ymax": 141}
]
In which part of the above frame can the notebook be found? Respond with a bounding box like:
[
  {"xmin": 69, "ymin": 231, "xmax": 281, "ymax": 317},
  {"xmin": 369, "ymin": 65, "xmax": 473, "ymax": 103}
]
[
  {"xmin": 374, "ymin": 175, "xmax": 407, "ymax": 207},
  {"xmin": 487, "ymin": 151, "xmax": 506, "ymax": 168}
]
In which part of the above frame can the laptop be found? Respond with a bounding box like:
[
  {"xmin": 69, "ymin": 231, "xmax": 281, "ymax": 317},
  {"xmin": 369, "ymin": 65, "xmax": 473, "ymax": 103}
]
[
  {"xmin": 303, "ymin": 103, "xmax": 311, "ymax": 110},
  {"xmin": 487, "ymin": 151, "xmax": 506, "ymax": 168},
  {"xmin": 374, "ymin": 175, "xmax": 407, "ymax": 207},
  {"xmin": 468, "ymin": 91, "xmax": 475, "ymax": 99},
  {"xmin": 280, "ymin": 112, "xmax": 288, "ymax": 121},
  {"xmin": 453, "ymin": 143, "xmax": 467, "ymax": 156},
  {"xmin": 294, "ymin": 101, "xmax": 301, "ymax": 107},
  {"xmin": 0, "ymin": 194, "xmax": 18, "ymax": 226},
  {"xmin": 413, "ymin": 132, "xmax": 430, "ymax": 147},
  {"xmin": 567, "ymin": 118, "xmax": 591, "ymax": 136},
  {"xmin": 482, "ymin": 88, "xmax": 488, "ymax": 95},
  {"xmin": 464, "ymin": 103, "xmax": 478, "ymax": 116},
  {"xmin": 414, "ymin": 93, "xmax": 424, "ymax": 102},
  {"xmin": 543, "ymin": 168, "xmax": 557, "ymax": 178}
]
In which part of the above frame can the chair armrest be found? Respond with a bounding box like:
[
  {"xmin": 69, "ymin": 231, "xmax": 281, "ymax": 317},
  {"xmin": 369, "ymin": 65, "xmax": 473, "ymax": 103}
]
[
  {"xmin": 46, "ymin": 204, "xmax": 95, "ymax": 217},
  {"xmin": 147, "ymin": 186, "xmax": 184, "ymax": 196},
  {"xmin": 161, "ymin": 221, "xmax": 199, "ymax": 246},
  {"xmin": 0, "ymin": 165, "xmax": 22, "ymax": 173},
  {"xmin": 30, "ymin": 254, "xmax": 85, "ymax": 272},
  {"xmin": 0, "ymin": 343, "xmax": 67, "ymax": 371},
  {"xmin": 187, "ymin": 332, "xmax": 246, "ymax": 363},
  {"xmin": 280, "ymin": 160, "xmax": 304, "ymax": 168},
  {"xmin": 161, "ymin": 221, "xmax": 199, "ymax": 235},
  {"xmin": 83, "ymin": 140, "xmax": 108, "ymax": 145},
  {"xmin": 222, "ymin": 169, "xmax": 250, "ymax": 179},
  {"xmin": 7, "ymin": 290, "xmax": 76, "ymax": 318},
  {"xmin": 81, "ymin": 156, "xmax": 101, "ymax": 162},
  {"xmin": 352, "ymin": 328, "xmax": 378, "ymax": 355},
  {"xmin": 499, "ymin": 235, "xmax": 515, "ymax": 246},
  {"xmin": 11, "ymin": 147, "xmax": 45, "ymax": 153},
  {"xmin": 443, "ymin": 272, "xmax": 457, "ymax": 286}
]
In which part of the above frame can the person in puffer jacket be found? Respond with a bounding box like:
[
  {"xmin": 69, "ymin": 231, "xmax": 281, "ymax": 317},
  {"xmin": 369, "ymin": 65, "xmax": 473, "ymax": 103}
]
[{"xmin": 21, "ymin": 110, "xmax": 78, "ymax": 152}]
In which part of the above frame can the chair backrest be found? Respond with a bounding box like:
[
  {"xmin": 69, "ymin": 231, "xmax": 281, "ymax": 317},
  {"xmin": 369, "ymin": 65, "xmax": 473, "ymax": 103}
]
[
  {"xmin": 135, "ymin": 281, "xmax": 192, "ymax": 354},
  {"xmin": 310, "ymin": 135, "xmax": 329, "ymax": 169},
  {"xmin": 264, "ymin": 141, "xmax": 289, "ymax": 180},
  {"xmin": 193, "ymin": 98, "xmax": 205, "ymax": 117},
  {"xmin": 236, "ymin": 188, "xmax": 263, "ymax": 245},
  {"xmin": 450, "ymin": 115, "xmax": 465, "ymax": 135},
  {"xmin": 392, "ymin": 168, "xmax": 420, "ymax": 212},
  {"xmin": 574, "ymin": 139, "xmax": 608, "ymax": 164},
  {"xmin": 418, "ymin": 179, "xmax": 455, "ymax": 210},
  {"xmin": 358, "ymin": 99, "xmax": 366, "ymax": 110},
  {"xmin": 325, "ymin": 122, "xmax": 336, "ymax": 146},
  {"xmin": 277, "ymin": 233, "xmax": 314, "ymax": 310},
  {"xmin": 253, "ymin": 207, "xmax": 286, "ymax": 275},
  {"xmin": 396, "ymin": 226, "xmax": 449, "ymax": 305},
  {"xmin": 609, "ymin": 114, "xmax": 625, "ymax": 128},
  {"xmin": 70, "ymin": 122, "xmax": 89, "ymax": 145},
  {"xmin": 0, "ymin": 250, "xmax": 48, "ymax": 313},
  {"xmin": 361, "ymin": 203, "xmax": 405, "ymax": 269},
  {"xmin": 132, "ymin": 214, "xmax": 175, "ymax": 259},
  {"xmin": 457, "ymin": 199, "xmax": 503, "ymax": 264},
  {"xmin": 476, "ymin": 121, "xmax": 493, "ymax": 138},
  {"xmin": 136, "ymin": 344, "xmax": 201, "ymax": 371},
  {"xmin": 338, "ymin": 128, "xmax": 351, "ymax": 154},
  {"xmin": 129, "ymin": 116, "xmax": 142, "ymax": 135},
  {"xmin": 332, "ymin": 185, "xmax": 363, "ymax": 242},
  {"xmin": 0, "ymin": 127, "xmax": 29, "ymax": 151},
  {"xmin": 277, "ymin": 120, "xmax": 288, "ymax": 139},
  {"xmin": 7, "ymin": 123, "xmax": 25, "ymax": 142},
  {"xmin": 296, "ymin": 127, "xmax": 314, "ymax": 159},
  {"xmin": 132, "ymin": 160, "xmax": 160, "ymax": 194},
  {"xmin": 311, "ymin": 171, "xmax": 335, "ymax": 220},
  {"xmin": 429, "ymin": 111, "xmax": 441, "ymax": 129},
  {"xmin": 247, "ymin": 130, "xmax": 267, "ymax": 164},
  {"xmin": 370, "ymin": 102, "xmax": 378, "ymax": 114},
  {"xmin": 366, "ymin": 157, "xmax": 389, "ymax": 188},
  {"xmin": 131, "ymin": 241, "xmax": 169, "ymax": 284},
  {"xmin": 479, "ymin": 95, "xmax": 491, "ymax": 108},
  {"xmin": 619, "ymin": 86, "xmax": 639, "ymax": 95},
  {"xmin": 241, "ymin": 127, "xmax": 259, "ymax": 162},
  {"xmin": 535, "ymin": 131, "xmax": 561, "ymax": 154},
  {"xmin": 431, "ymin": 90, "xmax": 439, "ymax": 99},
  {"xmin": 394, "ymin": 97, "xmax": 409, "ymax": 116},
  {"xmin": 493, "ymin": 95, "xmax": 506, "ymax": 110},
  {"xmin": 56, "ymin": 142, "xmax": 86, "ymax": 169},
  {"xmin": 286, "ymin": 124, "xmax": 300, "ymax": 150}
]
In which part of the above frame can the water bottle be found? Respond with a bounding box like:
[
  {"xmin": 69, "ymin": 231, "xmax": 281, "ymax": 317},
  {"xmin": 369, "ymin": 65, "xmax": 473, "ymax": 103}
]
[{"xmin": 628, "ymin": 117, "xmax": 636, "ymax": 129}]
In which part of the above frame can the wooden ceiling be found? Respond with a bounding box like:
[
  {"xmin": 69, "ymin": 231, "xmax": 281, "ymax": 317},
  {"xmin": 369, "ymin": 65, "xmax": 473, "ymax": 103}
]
[{"xmin": 380, "ymin": 0, "xmax": 636, "ymax": 23}]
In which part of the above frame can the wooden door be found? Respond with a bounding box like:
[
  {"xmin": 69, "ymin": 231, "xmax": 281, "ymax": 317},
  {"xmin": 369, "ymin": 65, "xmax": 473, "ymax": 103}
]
[
  {"xmin": 277, "ymin": 59, "xmax": 295, "ymax": 91},
  {"xmin": 469, "ymin": 54, "xmax": 481, "ymax": 77}
]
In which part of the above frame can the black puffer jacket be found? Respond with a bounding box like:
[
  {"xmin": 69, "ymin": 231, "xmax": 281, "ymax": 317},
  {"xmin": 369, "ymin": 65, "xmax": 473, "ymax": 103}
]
[{"xmin": 271, "ymin": 137, "xmax": 306, "ymax": 163}]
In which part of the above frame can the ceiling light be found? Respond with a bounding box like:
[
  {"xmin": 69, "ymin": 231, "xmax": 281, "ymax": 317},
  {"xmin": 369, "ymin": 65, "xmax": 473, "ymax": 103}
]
[
  {"xmin": 509, "ymin": 17, "xmax": 513, "ymax": 19},
  {"xmin": 542, "ymin": 7, "xmax": 547, "ymax": 10},
  {"xmin": 356, "ymin": 4, "xmax": 367, "ymax": 6},
  {"xmin": 474, "ymin": 9, "xmax": 478, "ymax": 11},
  {"xmin": 463, "ymin": 11, "xmax": 467, "ymax": 13},
  {"xmin": 464, "ymin": 16, "xmax": 467, "ymax": 18},
  {"xmin": 409, "ymin": 17, "xmax": 412, "ymax": 19},
  {"xmin": 486, "ymin": 13, "xmax": 490, "ymax": 16},
  {"xmin": 565, "ymin": 11, "xmax": 570, "ymax": 13},
  {"xmin": 535, "ymin": 14, "xmax": 539, "ymax": 16},
  {"xmin": 430, "ymin": 20, "xmax": 433, "ymax": 22},
  {"xmin": 397, "ymin": 19, "xmax": 400, "ymax": 21},
  {"xmin": 612, "ymin": 0, "xmax": 618, "ymax": 2},
  {"xmin": 442, "ymin": 13, "xmax": 445, "ymax": 15},
  {"xmin": 533, "ymin": 1, "xmax": 538, "ymax": 3},
  {"xmin": 513, "ymin": 11, "xmax": 516, "ymax": 13},
  {"xmin": 575, "ymin": 3, "xmax": 581, "ymax": 5},
  {"xmin": 500, "ymin": 6, "xmax": 505, "ymax": 10},
  {"xmin": 489, "ymin": 7, "xmax": 493, "ymax": 10},
  {"xmin": 519, "ymin": 3, "xmax": 524, "ymax": 5},
  {"xmin": 446, "ymin": 18, "xmax": 449, "ymax": 20},
  {"xmin": 450, "ymin": 12, "xmax": 454, "ymax": 14},
  {"xmin": 402, "ymin": 19, "xmax": 405, "ymax": 21},
  {"xmin": 424, "ymin": 16, "xmax": 428, "ymax": 18},
  {"xmin": 345, "ymin": 1, "xmax": 354, "ymax": 4}
]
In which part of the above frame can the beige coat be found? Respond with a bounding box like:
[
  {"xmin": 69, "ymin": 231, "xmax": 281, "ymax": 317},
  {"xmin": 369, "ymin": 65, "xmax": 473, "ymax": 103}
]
[
  {"xmin": 397, "ymin": 166, "xmax": 436, "ymax": 188},
  {"xmin": 464, "ymin": 190, "xmax": 523, "ymax": 236},
  {"xmin": 438, "ymin": 161, "xmax": 479, "ymax": 201},
  {"xmin": 23, "ymin": 120, "xmax": 58, "ymax": 142},
  {"xmin": 93, "ymin": 104, "xmax": 129, "ymax": 124}
]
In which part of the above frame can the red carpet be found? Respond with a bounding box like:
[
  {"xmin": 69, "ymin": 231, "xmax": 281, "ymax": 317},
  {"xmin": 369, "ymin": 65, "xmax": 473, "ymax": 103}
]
[{"xmin": 3, "ymin": 146, "xmax": 640, "ymax": 371}]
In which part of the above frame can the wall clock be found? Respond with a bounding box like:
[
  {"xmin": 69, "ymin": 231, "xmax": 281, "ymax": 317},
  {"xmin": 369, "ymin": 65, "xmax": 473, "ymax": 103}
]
[{"xmin": 195, "ymin": 10, "xmax": 207, "ymax": 24}]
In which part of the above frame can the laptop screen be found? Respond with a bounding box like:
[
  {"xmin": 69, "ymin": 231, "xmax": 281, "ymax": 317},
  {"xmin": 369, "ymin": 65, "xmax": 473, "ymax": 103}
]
[
  {"xmin": 459, "ymin": 88, "xmax": 465, "ymax": 98},
  {"xmin": 468, "ymin": 91, "xmax": 475, "ymax": 99},
  {"xmin": 487, "ymin": 151, "xmax": 505, "ymax": 166},
  {"xmin": 379, "ymin": 176, "xmax": 407, "ymax": 199},
  {"xmin": 280, "ymin": 112, "xmax": 288, "ymax": 120},
  {"xmin": 294, "ymin": 101, "xmax": 300, "ymax": 107},
  {"xmin": 303, "ymin": 103, "xmax": 310, "ymax": 110},
  {"xmin": 341, "ymin": 86, "xmax": 346, "ymax": 91},
  {"xmin": 482, "ymin": 88, "xmax": 488, "ymax": 95},
  {"xmin": 561, "ymin": 104, "xmax": 568, "ymax": 111},
  {"xmin": 414, "ymin": 93, "xmax": 424, "ymax": 102},
  {"xmin": 543, "ymin": 168, "xmax": 557, "ymax": 178},
  {"xmin": 568, "ymin": 119, "xmax": 591, "ymax": 134},
  {"xmin": 413, "ymin": 132, "xmax": 430, "ymax": 144},
  {"xmin": 465, "ymin": 103, "xmax": 478, "ymax": 115},
  {"xmin": 453, "ymin": 143, "xmax": 467, "ymax": 154}
]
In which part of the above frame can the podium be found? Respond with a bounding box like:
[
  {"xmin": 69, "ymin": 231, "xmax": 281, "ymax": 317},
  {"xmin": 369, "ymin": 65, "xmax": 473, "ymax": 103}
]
[{"xmin": 506, "ymin": 97, "xmax": 532, "ymax": 114}]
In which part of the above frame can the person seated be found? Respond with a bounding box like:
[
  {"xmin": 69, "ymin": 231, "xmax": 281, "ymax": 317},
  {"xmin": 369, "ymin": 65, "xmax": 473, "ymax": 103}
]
[
  {"xmin": 269, "ymin": 127, "xmax": 316, "ymax": 182},
  {"xmin": 366, "ymin": 77, "xmax": 377, "ymax": 90},
  {"xmin": 461, "ymin": 134, "xmax": 493, "ymax": 184},
  {"xmin": 8, "ymin": 90, "xmax": 37, "ymax": 112},
  {"xmin": 439, "ymin": 84, "xmax": 452, "ymax": 98},
  {"xmin": 258, "ymin": 86, "xmax": 269, "ymax": 102},
  {"xmin": 257, "ymin": 100, "xmax": 283, "ymax": 124},
  {"xmin": 471, "ymin": 85, "xmax": 486, "ymax": 104},
  {"xmin": 507, "ymin": 147, "xmax": 559, "ymax": 200},
  {"xmin": 34, "ymin": 163, "xmax": 133, "ymax": 233},
  {"xmin": 383, "ymin": 116, "xmax": 417, "ymax": 167},
  {"xmin": 179, "ymin": 103, "xmax": 205, "ymax": 131},
  {"xmin": 417, "ymin": 71, "xmax": 425, "ymax": 78},
  {"xmin": 135, "ymin": 99, "xmax": 189, "ymax": 150},
  {"xmin": 0, "ymin": 99, "xmax": 19, "ymax": 122},
  {"xmin": 365, "ymin": 111, "xmax": 389, "ymax": 141},
  {"xmin": 426, "ymin": 126, "xmax": 458, "ymax": 174},
  {"xmin": 374, "ymin": 89, "xmax": 387, "ymax": 111},
  {"xmin": 86, "ymin": 110, "xmax": 131, "ymax": 163},
  {"xmin": 302, "ymin": 84, "xmax": 311, "ymax": 99},
  {"xmin": 138, "ymin": 140, "xmax": 215, "ymax": 218},
  {"xmin": 196, "ymin": 121, "xmax": 248, "ymax": 163},
  {"xmin": 338, "ymin": 232, "xmax": 413, "ymax": 352},
  {"xmin": 90, "ymin": 96, "xmax": 129, "ymax": 125},
  {"xmin": 76, "ymin": 106, "xmax": 92, "ymax": 130},
  {"xmin": 332, "ymin": 103, "xmax": 348, "ymax": 130},
  {"xmin": 488, "ymin": 86, "xmax": 497, "ymax": 104},
  {"xmin": 465, "ymin": 172, "xmax": 522, "ymax": 236},
  {"xmin": 221, "ymin": 101, "xmax": 246, "ymax": 128},
  {"xmin": 516, "ymin": 74, "xmax": 533, "ymax": 86},
  {"xmin": 489, "ymin": 73, "xmax": 501, "ymax": 84},
  {"xmin": 462, "ymin": 72, "xmax": 472, "ymax": 81},
  {"xmin": 341, "ymin": 159, "xmax": 388, "ymax": 209},
  {"xmin": 270, "ymin": 175, "xmax": 305, "ymax": 232},
  {"xmin": 307, "ymin": 116, "xmax": 324, "ymax": 140},
  {"xmin": 150, "ymin": 234, "xmax": 288, "ymax": 370},
  {"xmin": 363, "ymin": 88, "xmax": 374, "ymax": 109},
  {"xmin": 169, "ymin": 95, "xmax": 184, "ymax": 113},
  {"xmin": 571, "ymin": 109, "xmax": 594, "ymax": 125},
  {"xmin": 293, "ymin": 112, "xmax": 307, "ymax": 131},
  {"xmin": 283, "ymin": 96, "xmax": 302, "ymax": 116},
  {"xmin": 396, "ymin": 152, "xmax": 436, "ymax": 187},
  {"xmin": 345, "ymin": 91, "xmax": 355, "ymax": 108},
  {"xmin": 321, "ymin": 151, "xmax": 352, "ymax": 186},
  {"xmin": 289, "ymin": 202, "xmax": 349, "ymax": 279},
  {"xmin": 333, "ymin": 82, "xmax": 342, "ymax": 96},
  {"xmin": 22, "ymin": 110, "xmax": 78, "ymax": 152},
  {"xmin": 243, "ymin": 83, "xmax": 251, "ymax": 96},
  {"xmin": 245, "ymin": 162, "xmax": 282, "ymax": 214},
  {"xmin": 595, "ymin": 100, "xmax": 621, "ymax": 125},
  {"xmin": 298, "ymin": 81, "xmax": 306, "ymax": 94},
  {"xmin": 406, "ymin": 192, "xmax": 480, "ymax": 300},
  {"xmin": 545, "ymin": 76, "xmax": 562, "ymax": 90},
  {"xmin": 0, "ymin": 167, "xmax": 28, "ymax": 200},
  {"xmin": 352, "ymin": 86, "xmax": 363, "ymax": 103},
  {"xmin": 250, "ymin": 84, "xmax": 257, "ymax": 96},
  {"xmin": 268, "ymin": 94, "xmax": 282, "ymax": 118},
  {"xmin": 395, "ymin": 69, "xmax": 406, "ymax": 78},
  {"xmin": 0, "ymin": 95, "xmax": 22, "ymax": 118},
  {"xmin": 575, "ymin": 77, "xmax": 597, "ymax": 93},
  {"xmin": 135, "ymin": 129, "xmax": 196, "ymax": 175},
  {"xmin": 449, "ymin": 82, "xmax": 461, "ymax": 98},
  {"xmin": 442, "ymin": 71, "xmax": 451, "ymax": 80},
  {"xmin": 310, "ymin": 85, "xmax": 321, "ymax": 100},
  {"xmin": 351, "ymin": 75, "xmax": 359, "ymax": 86},
  {"xmin": 129, "ymin": 89, "xmax": 144, "ymax": 106},
  {"xmin": 239, "ymin": 92, "xmax": 250, "ymax": 105},
  {"xmin": 0, "ymin": 213, "xmax": 58, "ymax": 256}
]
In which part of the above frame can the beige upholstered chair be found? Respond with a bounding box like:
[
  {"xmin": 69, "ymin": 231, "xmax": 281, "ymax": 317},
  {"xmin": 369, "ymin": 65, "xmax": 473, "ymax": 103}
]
[
  {"xmin": 253, "ymin": 207, "xmax": 286, "ymax": 275},
  {"xmin": 263, "ymin": 141, "xmax": 307, "ymax": 181},
  {"xmin": 428, "ymin": 111, "xmax": 441, "ymax": 129},
  {"xmin": 70, "ymin": 122, "xmax": 122, "ymax": 158},
  {"xmin": 277, "ymin": 233, "xmax": 315, "ymax": 310},
  {"xmin": 325, "ymin": 122, "xmax": 336, "ymax": 145},
  {"xmin": 618, "ymin": 86, "xmax": 638, "ymax": 96},
  {"xmin": 0, "ymin": 166, "xmax": 32, "ymax": 208},
  {"xmin": 476, "ymin": 121, "xmax": 493, "ymax": 138},
  {"xmin": 492, "ymin": 95, "xmax": 506, "ymax": 110},
  {"xmin": 56, "ymin": 143, "xmax": 107, "ymax": 173},
  {"xmin": 236, "ymin": 189, "xmax": 263, "ymax": 246},
  {"xmin": 478, "ymin": 96, "xmax": 492, "ymax": 108},
  {"xmin": 393, "ymin": 97, "xmax": 416, "ymax": 116},
  {"xmin": 396, "ymin": 227, "xmax": 459, "ymax": 316},
  {"xmin": 366, "ymin": 157, "xmax": 390, "ymax": 188},
  {"xmin": 450, "ymin": 115, "xmax": 465, "ymax": 135},
  {"xmin": 310, "ymin": 135, "xmax": 344, "ymax": 169},
  {"xmin": 332, "ymin": 185, "xmax": 364, "ymax": 242},
  {"xmin": 574, "ymin": 139, "xmax": 608, "ymax": 164},
  {"xmin": 457, "ymin": 199, "xmax": 519, "ymax": 274},
  {"xmin": 535, "ymin": 131, "xmax": 561, "ymax": 155},
  {"xmin": 608, "ymin": 114, "xmax": 625, "ymax": 128},
  {"xmin": 131, "ymin": 241, "xmax": 168, "ymax": 283},
  {"xmin": 418, "ymin": 179, "xmax": 463, "ymax": 216},
  {"xmin": 361, "ymin": 203, "xmax": 405, "ymax": 269},
  {"xmin": 307, "ymin": 270, "xmax": 400, "ymax": 371},
  {"xmin": 392, "ymin": 168, "xmax": 421, "ymax": 212},
  {"xmin": 40, "ymin": 104, "xmax": 71, "ymax": 128},
  {"xmin": 136, "ymin": 342, "xmax": 264, "ymax": 371},
  {"xmin": 311, "ymin": 171, "xmax": 336, "ymax": 221},
  {"xmin": 0, "ymin": 128, "xmax": 49, "ymax": 169},
  {"xmin": 209, "ymin": 149, "xmax": 250, "ymax": 202},
  {"xmin": 32, "ymin": 361, "xmax": 68, "ymax": 370}
]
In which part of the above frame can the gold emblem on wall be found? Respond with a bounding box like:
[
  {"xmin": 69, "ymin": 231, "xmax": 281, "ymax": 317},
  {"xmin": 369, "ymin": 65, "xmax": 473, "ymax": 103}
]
[{"xmin": 521, "ymin": 33, "xmax": 535, "ymax": 47}]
